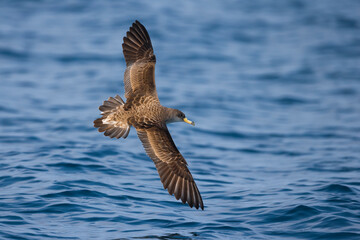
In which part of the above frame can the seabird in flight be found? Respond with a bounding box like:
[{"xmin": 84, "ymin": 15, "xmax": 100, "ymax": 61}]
[{"xmin": 94, "ymin": 20, "xmax": 204, "ymax": 210}]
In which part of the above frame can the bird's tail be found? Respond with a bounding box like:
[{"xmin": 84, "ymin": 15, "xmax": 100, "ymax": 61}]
[{"xmin": 94, "ymin": 95, "xmax": 131, "ymax": 139}]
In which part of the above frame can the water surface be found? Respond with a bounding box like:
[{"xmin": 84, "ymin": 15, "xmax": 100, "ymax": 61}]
[{"xmin": 1, "ymin": 0, "xmax": 360, "ymax": 239}]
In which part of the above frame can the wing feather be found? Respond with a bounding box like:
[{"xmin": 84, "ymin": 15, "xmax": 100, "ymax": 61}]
[
  {"xmin": 137, "ymin": 127, "xmax": 204, "ymax": 210},
  {"xmin": 187, "ymin": 181, "xmax": 194, "ymax": 208},
  {"xmin": 181, "ymin": 178, "xmax": 187, "ymax": 204},
  {"xmin": 174, "ymin": 177, "xmax": 182, "ymax": 200},
  {"xmin": 122, "ymin": 20, "xmax": 157, "ymax": 99}
]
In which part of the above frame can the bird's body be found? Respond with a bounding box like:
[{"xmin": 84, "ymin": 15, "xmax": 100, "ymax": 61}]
[{"xmin": 94, "ymin": 20, "xmax": 204, "ymax": 210}]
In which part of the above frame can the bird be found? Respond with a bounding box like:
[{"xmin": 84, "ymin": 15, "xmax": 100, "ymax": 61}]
[{"xmin": 94, "ymin": 20, "xmax": 204, "ymax": 210}]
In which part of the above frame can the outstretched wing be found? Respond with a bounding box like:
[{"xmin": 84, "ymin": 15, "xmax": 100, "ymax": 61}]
[
  {"xmin": 137, "ymin": 127, "xmax": 204, "ymax": 210},
  {"xmin": 122, "ymin": 20, "xmax": 157, "ymax": 99}
]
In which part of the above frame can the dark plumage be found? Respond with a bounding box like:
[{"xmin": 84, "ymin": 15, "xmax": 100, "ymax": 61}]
[{"xmin": 94, "ymin": 20, "xmax": 204, "ymax": 210}]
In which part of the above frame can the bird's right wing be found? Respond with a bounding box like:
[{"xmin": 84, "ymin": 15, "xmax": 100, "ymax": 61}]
[
  {"xmin": 122, "ymin": 20, "xmax": 157, "ymax": 99},
  {"xmin": 137, "ymin": 126, "xmax": 204, "ymax": 210}
]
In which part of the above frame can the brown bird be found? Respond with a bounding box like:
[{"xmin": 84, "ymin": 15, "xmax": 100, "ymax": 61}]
[{"xmin": 94, "ymin": 20, "xmax": 204, "ymax": 210}]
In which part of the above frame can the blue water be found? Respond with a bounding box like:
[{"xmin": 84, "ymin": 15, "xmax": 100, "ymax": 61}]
[{"xmin": 1, "ymin": 0, "xmax": 360, "ymax": 239}]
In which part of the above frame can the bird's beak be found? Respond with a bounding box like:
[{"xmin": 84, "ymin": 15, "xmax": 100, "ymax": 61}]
[{"xmin": 183, "ymin": 118, "xmax": 195, "ymax": 126}]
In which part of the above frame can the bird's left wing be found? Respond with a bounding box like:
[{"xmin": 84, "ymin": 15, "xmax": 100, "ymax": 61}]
[
  {"xmin": 122, "ymin": 20, "xmax": 157, "ymax": 99},
  {"xmin": 137, "ymin": 127, "xmax": 204, "ymax": 210}
]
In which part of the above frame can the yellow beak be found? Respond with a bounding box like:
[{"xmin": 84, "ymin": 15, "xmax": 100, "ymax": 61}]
[{"xmin": 183, "ymin": 118, "xmax": 195, "ymax": 126}]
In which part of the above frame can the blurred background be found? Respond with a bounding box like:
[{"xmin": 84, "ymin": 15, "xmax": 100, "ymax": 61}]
[{"xmin": 0, "ymin": 0, "xmax": 360, "ymax": 239}]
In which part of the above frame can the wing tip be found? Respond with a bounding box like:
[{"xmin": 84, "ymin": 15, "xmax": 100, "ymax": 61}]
[
  {"xmin": 122, "ymin": 20, "xmax": 154, "ymax": 66},
  {"xmin": 134, "ymin": 20, "xmax": 141, "ymax": 28},
  {"xmin": 164, "ymin": 175, "xmax": 204, "ymax": 210}
]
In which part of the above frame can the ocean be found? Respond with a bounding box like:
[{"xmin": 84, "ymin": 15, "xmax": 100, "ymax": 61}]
[{"xmin": 0, "ymin": 0, "xmax": 360, "ymax": 239}]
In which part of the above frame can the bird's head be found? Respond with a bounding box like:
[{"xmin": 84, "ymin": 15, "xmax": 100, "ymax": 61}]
[{"xmin": 166, "ymin": 109, "xmax": 195, "ymax": 126}]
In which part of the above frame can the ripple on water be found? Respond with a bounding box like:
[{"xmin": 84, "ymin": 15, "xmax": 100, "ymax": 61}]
[
  {"xmin": 40, "ymin": 190, "xmax": 106, "ymax": 199},
  {"xmin": 22, "ymin": 203, "xmax": 99, "ymax": 214},
  {"xmin": 0, "ymin": 215, "xmax": 27, "ymax": 226},
  {"xmin": 316, "ymin": 184, "xmax": 356, "ymax": 194},
  {"xmin": 45, "ymin": 162, "xmax": 121, "ymax": 175},
  {"xmin": 0, "ymin": 176, "xmax": 36, "ymax": 188},
  {"xmin": 258, "ymin": 205, "xmax": 321, "ymax": 224}
]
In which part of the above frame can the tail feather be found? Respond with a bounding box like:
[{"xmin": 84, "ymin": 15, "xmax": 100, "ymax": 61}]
[{"xmin": 94, "ymin": 95, "xmax": 130, "ymax": 139}]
